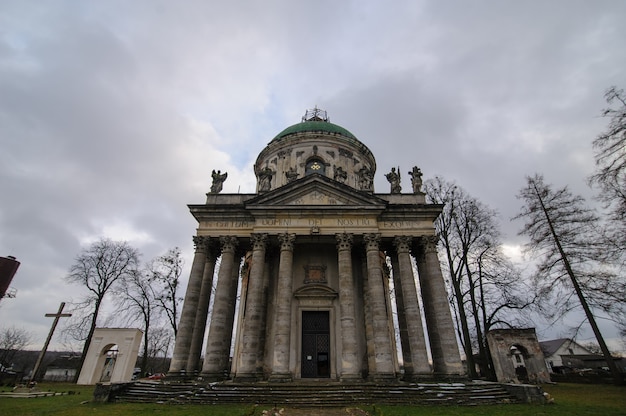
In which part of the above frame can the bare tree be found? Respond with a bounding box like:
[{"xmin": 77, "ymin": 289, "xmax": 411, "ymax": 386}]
[
  {"xmin": 424, "ymin": 177, "xmax": 533, "ymax": 379},
  {"xmin": 115, "ymin": 269, "xmax": 157, "ymax": 376},
  {"xmin": 146, "ymin": 327, "xmax": 173, "ymax": 374},
  {"xmin": 0, "ymin": 326, "xmax": 32, "ymax": 370},
  {"xmin": 514, "ymin": 174, "xmax": 624, "ymax": 385},
  {"xmin": 589, "ymin": 87, "xmax": 626, "ymax": 245},
  {"xmin": 64, "ymin": 238, "xmax": 140, "ymax": 381},
  {"xmin": 148, "ymin": 248, "xmax": 184, "ymax": 337}
]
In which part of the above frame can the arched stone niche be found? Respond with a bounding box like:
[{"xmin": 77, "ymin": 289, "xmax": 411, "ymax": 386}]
[
  {"xmin": 77, "ymin": 328, "xmax": 143, "ymax": 385},
  {"xmin": 486, "ymin": 328, "xmax": 550, "ymax": 384}
]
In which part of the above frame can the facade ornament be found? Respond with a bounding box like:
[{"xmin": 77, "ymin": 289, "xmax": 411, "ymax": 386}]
[
  {"xmin": 210, "ymin": 170, "xmax": 228, "ymax": 194},
  {"xmin": 333, "ymin": 165, "xmax": 347, "ymax": 184},
  {"xmin": 385, "ymin": 167, "xmax": 401, "ymax": 194},
  {"xmin": 420, "ymin": 235, "xmax": 439, "ymax": 253},
  {"xmin": 409, "ymin": 166, "xmax": 423, "ymax": 194},
  {"xmin": 393, "ymin": 235, "xmax": 412, "ymax": 254},
  {"xmin": 192, "ymin": 235, "xmax": 208, "ymax": 251},
  {"xmin": 278, "ymin": 233, "xmax": 296, "ymax": 251},
  {"xmin": 285, "ymin": 167, "xmax": 299, "ymax": 183},
  {"xmin": 356, "ymin": 166, "xmax": 374, "ymax": 192},
  {"xmin": 219, "ymin": 235, "xmax": 238, "ymax": 253},
  {"xmin": 250, "ymin": 233, "xmax": 269, "ymax": 251},
  {"xmin": 258, "ymin": 166, "xmax": 275, "ymax": 192},
  {"xmin": 335, "ymin": 233, "xmax": 354, "ymax": 251},
  {"xmin": 363, "ymin": 233, "xmax": 381, "ymax": 251}
]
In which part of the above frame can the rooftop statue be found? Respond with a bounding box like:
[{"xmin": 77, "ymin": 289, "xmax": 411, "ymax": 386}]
[
  {"xmin": 356, "ymin": 166, "xmax": 374, "ymax": 192},
  {"xmin": 385, "ymin": 167, "xmax": 401, "ymax": 194},
  {"xmin": 286, "ymin": 166, "xmax": 299, "ymax": 183},
  {"xmin": 258, "ymin": 166, "xmax": 275, "ymax": 192},
  {"xmin": 409, "ymin": 166, "xmax": 423, "ymax": 193},
  {"xmin": 333, "ymin": 165, "xmax": 347, "ymax": 184},
  {"xmin": 210, "ymin": 170, "xmax": 228, "ymax": 194}
]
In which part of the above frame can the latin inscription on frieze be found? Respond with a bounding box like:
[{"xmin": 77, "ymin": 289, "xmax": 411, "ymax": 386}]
[
  {"xmin": 260, "ymin": 218, "xmax": 292, "ymax": 226},
  {"xmin": 336, "ymin": 218, "xmax": 372, "ymax": 226},
  {"xmin": 205, "ymin": 220, "xmax": 251, "ymax": 228},
  {"xmin": 254, "ymin": 216, "xmax": 376, "ymax": 229},
  {"xmin": 380, "ymin": 220, "xmax": 421, "ymax": 229}
]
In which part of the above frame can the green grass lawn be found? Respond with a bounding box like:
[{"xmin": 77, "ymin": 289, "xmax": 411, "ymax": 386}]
[{"xmin": 0, "ymin": 383, "xmax": 624, "ymax": 416}]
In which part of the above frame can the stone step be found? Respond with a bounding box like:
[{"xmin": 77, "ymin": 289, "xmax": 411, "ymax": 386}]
[{"xmin": 113, "ymin": 380, "xmax": 520, "ymax": 407}]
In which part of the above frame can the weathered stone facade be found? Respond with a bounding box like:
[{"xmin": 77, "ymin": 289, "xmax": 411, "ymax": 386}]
[
  {"xmin": 487, "ymin": 328, "xmax": 550, "ymax": 384},
  {"xmin": 169, "ymin": 109, "xmax": 464, "ymax": 381}
]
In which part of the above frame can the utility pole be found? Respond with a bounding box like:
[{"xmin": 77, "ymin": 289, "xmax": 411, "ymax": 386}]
[{"xmin": 29, "ymin": 302, "xmax": 72, "ymax": 384}]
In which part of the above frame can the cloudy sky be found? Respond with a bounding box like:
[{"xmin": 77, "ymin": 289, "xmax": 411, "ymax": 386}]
[{"xmin": 1, "ymin": 1, "xmax": 624, "ymax": 352}]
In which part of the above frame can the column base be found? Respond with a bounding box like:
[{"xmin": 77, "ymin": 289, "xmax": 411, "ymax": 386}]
[
  {"xmin": 166, "ymin": 370, "xmax": 192, "ymax": 380},
  {"xmin": 199, "ymin": 372, "xmax": 230, "ymax": 382},
  {"xmin": 369, "ymin": 373, "xmax": 398, "ymax": 382},
  {"xmin": 233, "ymin": 372, "xmax": 263, "ymax": 382},
  {"xmin": 339, "ymin": 374, "xmax": 362, "ymax": 382},
  {"xmin": 268, "ymin": 373, "xmax": 293, "ymax": 382}
]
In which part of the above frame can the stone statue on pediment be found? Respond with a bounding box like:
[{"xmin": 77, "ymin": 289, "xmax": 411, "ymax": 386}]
[
  {"xmin": 409, "ymin": 166, "xmax": 423, "ymax": 193},
  {"xmin": 385, "ymin": 167, "xmax": 401, "ymax": 194},
  {"xmin": 210, "ymin": 170, "xmax": 228, "ymax": 194},
  {"xmin": 258, "ymin": 166, "xmax": 275, "ymax": 192},
  {"xmin": 333, "ymin": 165, "xmax": 347, "ymax": 184},
  {"xmin": 356, "ymin": 166, "xmax": 374, "ymax": 192},
  {"xmin": 286, "ymin": 166, "xmax": 299, "ymax": 183}
]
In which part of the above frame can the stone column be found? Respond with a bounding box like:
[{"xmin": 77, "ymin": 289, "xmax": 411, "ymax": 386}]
[
  {"xmin": 201, "ymin": 236, "xmax": 239, "ymax": 381},
  {"xmin": 415, "ymin": 236, "xmax": 464, "ymax": 375},
  {"xmin": 168, "ymin": 236, "xmax": 207, "ymax": 376},
  {"xmin": 336, "ymin": 233, "xmax": 360, "ymax": 380},
  {"xmin": 363, "ymin": 233, "xmax": 396, "ymax": 379},
  {"xmin": 186, "ymin": 239, "xmax": 219, "ymax": 373},
  {"xmin": 393, "ymin": 236, "xmax": 431, "ymax": 377},
  {"xmin": 235, "ymin": 233, "xmax": 268, "ymax": 381},
  {"xmin": 270, "ymin": 233, "xmax": 296, "ymax": 381},
  {"xmin": 389, "ymin": 250, "xmax": 413, "ymax": 377}
]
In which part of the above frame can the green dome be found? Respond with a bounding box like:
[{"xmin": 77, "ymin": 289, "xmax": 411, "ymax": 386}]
[{"xmin": 272, "ymin": 120, "xmax": 357, "ymax": 142}]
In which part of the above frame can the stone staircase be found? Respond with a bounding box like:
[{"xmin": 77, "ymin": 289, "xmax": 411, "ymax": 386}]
[{"xmin": 112, "ymin": 380, "xmax": 523, "ymax": 407}]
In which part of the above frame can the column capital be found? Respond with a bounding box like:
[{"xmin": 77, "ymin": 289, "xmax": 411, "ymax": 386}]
[
  {"xmin": 193, "ymin": 236, "xmax": 208, "ymax": 252},
  {"xmin": 393, "ymin": 235, "xmax": 412, "ymax": 254},
  {"xmin": 335, "ymin": 233, "xmax": 354, "ymax": 251},
  {"xmin": 418, "ymin": 235, "xmax": 439, "ymax": 254},
  {"xmin": 250, "ymin": 233, "xmax": 269, "ymax": 250},
  {"xmin": 204, "ymin": 238, "xmax": 220, "ymax": 262},
  {"xmin": 363, "ymin": 233, "xmax": 381, "ymax": 251},
  {"xmin": 278, "ymin": 233, "xmax": 296, "ymax": 251},
  {"xmin": 219, "ymin": 236, "xmax": 238, "ymax": 253}
]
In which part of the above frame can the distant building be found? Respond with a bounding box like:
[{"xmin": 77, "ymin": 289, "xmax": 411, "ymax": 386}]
[
  {"xmin": 540, "ymin": 338, "xmax": 625, "ymax": 373},
  {"xmin": 42, "ymin": 354, "xmax": 81, "ymax": 382}
]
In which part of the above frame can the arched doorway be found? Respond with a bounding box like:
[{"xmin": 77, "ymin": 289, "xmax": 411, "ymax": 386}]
[
  {"xmin": 510, "ymin": 345, "xmax": 529, "ymax": 383},
  {"xmin": 99, "ymin": 344, "xmax": 119, "ymax": 382}
]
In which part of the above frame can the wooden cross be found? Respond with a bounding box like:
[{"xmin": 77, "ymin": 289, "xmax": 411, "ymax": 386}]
[{"xmin": 30, "ymin": 302, "xmax": 72, "ymax": 384}]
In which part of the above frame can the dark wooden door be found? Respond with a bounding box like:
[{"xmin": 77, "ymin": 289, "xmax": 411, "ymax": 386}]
[{"xmin": 301, "ymin": 311, "xmax": 330, "ymax": 378}]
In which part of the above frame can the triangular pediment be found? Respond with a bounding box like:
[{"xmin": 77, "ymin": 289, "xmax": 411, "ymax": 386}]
[{"xmin": 245, "ymin": 174, "xmax": 387, "ymax": 209}]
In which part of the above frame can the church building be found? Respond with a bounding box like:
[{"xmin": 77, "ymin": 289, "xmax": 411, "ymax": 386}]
[{"xmin": 168, "ymin": 109, "xmax": 464, "ymax": 382}]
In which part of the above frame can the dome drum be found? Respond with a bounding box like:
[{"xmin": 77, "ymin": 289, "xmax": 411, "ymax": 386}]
[{"xmin": 255, "ymin": 122, "xmax": 377, "ymax": 193}]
